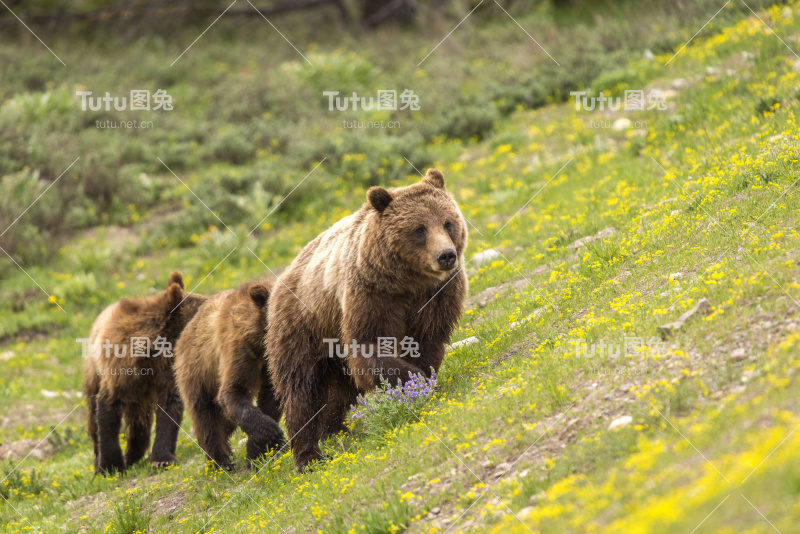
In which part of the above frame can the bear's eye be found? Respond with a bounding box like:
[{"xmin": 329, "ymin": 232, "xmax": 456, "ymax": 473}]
[
  {"xmin": 414, "ymin": 225, "xmax": 427, "ymax": 239},
  {"xmin": 444, "ymin": 220, "xmax": 453, "ymax": 233}
]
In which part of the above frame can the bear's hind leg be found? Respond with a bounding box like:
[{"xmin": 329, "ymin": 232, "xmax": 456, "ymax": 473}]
[
  {"xmin": 95, "ymin": 392, "xmax": 125, "ymax": 474},
  {"xmin": 256, "ymin": 365, "xmax": 282, "ymax": 424},
  {"xmin": 151, "ymin": 383, "xmax": 184, "ymax": 467},
  {"xmin": 282, "ymin": 364, "xmax": 330, "ymax": 473},
  {"xmin": 192, "ymin": 391, "xmax": 236, "ymax": 470},
  {"xmin": 86, "ymin": 392, "xmax": 100, "ymax": 471},
  {"xmin": 123, "ymin": 403, "xmax": 153, "ymax": 468}
]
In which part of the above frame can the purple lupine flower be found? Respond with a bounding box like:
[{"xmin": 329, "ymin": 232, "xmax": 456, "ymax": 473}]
[{"xmin": 351, "ymin": 370, "xmax": 438, "ymax": 425}]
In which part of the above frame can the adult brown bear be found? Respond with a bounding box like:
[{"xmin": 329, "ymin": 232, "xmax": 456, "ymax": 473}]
[
  {"xmin": 266, "ymin": 169, "xmax": 468, "ymax": 471},
  {"xmin": 81, "ymin": 272, "xmax": 207, "ymax": 474},
  {"xmin": 174, "ymin": 280, "xmax": 285, "ymax": 471}
]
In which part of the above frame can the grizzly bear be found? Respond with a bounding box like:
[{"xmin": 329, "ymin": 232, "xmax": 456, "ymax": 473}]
[
  {"xmin": 81, "ymin": 272, "xmax": 207, "ymax": 474},
  {"xmin": 266, "ymin": 169, "xmax": 468, "ymax": 471},
  {"xmin": 174, "ymin": 280, "xmax": 285, "ymax": 471}
]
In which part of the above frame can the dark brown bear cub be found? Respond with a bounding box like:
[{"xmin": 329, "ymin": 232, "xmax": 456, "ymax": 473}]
[
  {"xmin": 266, "ymin": 169, "xmax": 468, "ymax": 471},
  {"xmin": 175, "ymin": 280, "xmax": 285, "ymax": 471},
  {"xmin": 82, "ymin": 272, "xmax": 207, "ymax": 474}
]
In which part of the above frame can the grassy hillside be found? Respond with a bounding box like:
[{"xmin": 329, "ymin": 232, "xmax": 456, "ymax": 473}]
[{"xmin": 2, "ymin": 1, "xmax": 800, "ymax": 532}]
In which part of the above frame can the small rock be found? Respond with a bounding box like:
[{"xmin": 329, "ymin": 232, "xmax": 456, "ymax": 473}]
[
  {"xmin": 658, "ymin": 298, "xmax": 712, "ymax": 339},
  {"xmin": 492, "ymin": 462, "xmax": 512, "ymax": 479},
  {"xmin": 643, "ymin": 49, "xmax": 656, "ymax": 61},
  {"xmin": 448, "ymin": 337, "xmax": 479, "ymax": 351},
  {"xmin": 473, "ymin": 249, "xmax": 502, "ymax": 268},
  {"xmin": 658, "ymin": 288, "xmax": 681, "ymax": 300},
  {"xmin": 661, "ymin": 89, "xmax": 678, "ymax": 100},
  {"xmin": 613, "ymin": 118, "xmax": 631, "ymax": 130},
  {"xmin": 41, "ymin": 389, "xmax": 59, "ymax": 399},
  {"xmin": 529, "ymin": 492, "xmax": 546, "ymax": 505},
  {"xmin": 608, "ymin": 415, "xmax": 633, "ymax": 430},
  {"xmin": 705, "ymin": 67, "xmax": 720, "ymax": 76},
  {"xmin": 0, "ymin": 351, "xmax": 14, "ymax": 361},
  {"xmin": 430, "ymin": 507, "xmax": 441, "ymax": 515},
  {"xmin": 670, "ymin": 78, "xmax": 689, "ymax": 90},
  {"xmin": 670, "ymin": 209, "xmax": 682, "ymax": 217},
  {"xmin": 0, "ymin": 439, "xmax": 54, "ymax": 461},
  {"xmin": 518, "ymin": 506, "xmax": 535, "ymax": 519},
  {"xmin": 730, "ymin": 348, "xmax": 746, "ymax": 362},
  {"xmin": 567, "ymin": 227, "xmax": 617, "ymax": 249},
  {"xmin": 619, "ymin": 383, "xmax": 633, "ymax": 393},
  {"xmin": 509, "ymin": 308, "xmax": 546, "ymax": 329}
]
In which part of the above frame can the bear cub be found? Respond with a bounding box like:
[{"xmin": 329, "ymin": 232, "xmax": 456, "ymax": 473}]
[
  {"xmin": 82, "ymin": 272, "xmax": 207, "ymax": 474},
  {"xmin": 175, "ymin": 280, "xmax": 285, "ymax": 471}
]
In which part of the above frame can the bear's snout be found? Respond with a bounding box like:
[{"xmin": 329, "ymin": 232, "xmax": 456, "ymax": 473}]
[{"xmin": 437, "ymin": 248, "xmax": 457, "ymax": 270}]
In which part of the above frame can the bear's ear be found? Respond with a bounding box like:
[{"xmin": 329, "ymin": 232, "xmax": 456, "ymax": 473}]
[
  {"xmin": 368, "ymin": 187, "xmax": 393, "ymax": 213},
  {"xmin": 424, "ymin": 168, "xmax": 445, "ymax": 189},
  {"xmin": 165, "ymin": 283, "xmax": 184, "ymax": 309},
  {"xmin": 248, "ymin": 284, "xmax": 270, "ymax": 308},
  {"xmin": 119, "ymin": 298, "xmax": 139, "ymax": 315},
  {"xmin": 168, "ymin": 271, "xmax": 184, "ymax": 289}
]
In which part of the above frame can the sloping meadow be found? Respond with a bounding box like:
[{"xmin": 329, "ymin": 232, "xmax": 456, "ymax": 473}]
[{"xmin": 2, "ymin": 1, "xmax": 800, "ymax": 533}]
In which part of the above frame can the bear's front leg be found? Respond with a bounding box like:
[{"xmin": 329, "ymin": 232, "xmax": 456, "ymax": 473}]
[
  {"xmin": 409, "ymin": 266, "xmax": 468, "ymax": 376},
  {"xmin": 342, "ymin": 293, "xmax": 424, "ymax": 391},
  {"xmin": 320, "ymin": 365, "xmax": 359, "ymax": 440},
  {"xmin": 219, "ymin": 353, "xmax": 286, "ymax": 465}
]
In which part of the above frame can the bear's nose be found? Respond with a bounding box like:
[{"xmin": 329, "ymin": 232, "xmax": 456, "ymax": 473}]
[{"xmin": 437, "ymin": 249, "xmax": 457, "ymax": 270}]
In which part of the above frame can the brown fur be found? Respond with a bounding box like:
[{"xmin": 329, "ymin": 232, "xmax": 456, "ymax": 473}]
[
  {"xmin": 81, "ymin": 272, "xmax": 207, "ymax": 474},
  {"xmin": 266, "ymin": 169, "xmax": 468, "ymax": 471},
  {"xmin": 174, "ymin": 280, "xmax": 285, "ymax": 471}
]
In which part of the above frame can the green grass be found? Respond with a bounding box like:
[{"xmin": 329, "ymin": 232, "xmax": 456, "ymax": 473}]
[{"xmin": 2, "ymin": 0, "xmax": 800, "ymax": 532}]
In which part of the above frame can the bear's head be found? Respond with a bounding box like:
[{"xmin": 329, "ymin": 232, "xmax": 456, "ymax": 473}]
[
  {"xmin": 366, "ymin": 169, "xmax": 468, "ymax": 282},
  {"xmin": 159, "ymin": 271, "xmax": 207, "ymax": 341},
  {"xmin": 112, "ymin": 271, "xmax": 205, "ymax": 351}
]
